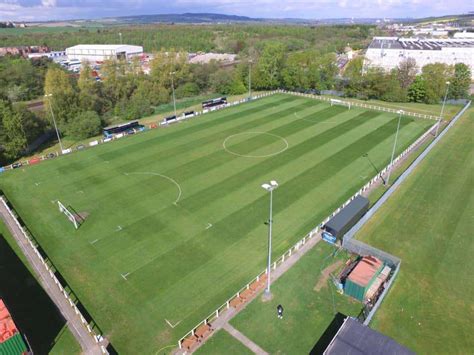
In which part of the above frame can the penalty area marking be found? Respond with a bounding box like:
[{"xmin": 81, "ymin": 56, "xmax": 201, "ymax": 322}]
[
  {"xmin": 121, "ymin": 272, "xmax": 130, "ymax": 280},
  {"xmin": 90, "ymin": 239, "xmax": 99, "ymax": 245},
  {"xmin": 206, "ymin": 223, "xmax": 213, "ymax": 230},
  {"xmin": 155, "ymin": 345, "xmax": 175, "ymax": 354},
  {"xmin": 124, "ymin": 172, "xmax": 182, "ymax": 204},
  {"xmin": 223, "ymin": 132, "xmax": 289, "ymax": 158},
  {"xmin": 165, "ymin": 319, "xmax": 182, "ymax": 328},
  {"xmin": 116, "ymin": 225, "xmax": 123, "ymax": 232}
]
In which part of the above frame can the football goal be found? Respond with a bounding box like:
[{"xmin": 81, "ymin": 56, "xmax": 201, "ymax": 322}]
[
  {"xmin": 330, "ymin": 99, "xmax": 351, "ymax": 109},
  {"xmin": 58, "ymin": 201, "xmax": 80, "ymax": 229}
]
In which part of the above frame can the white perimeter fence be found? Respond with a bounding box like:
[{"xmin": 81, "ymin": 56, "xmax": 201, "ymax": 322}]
[
  {"xmin": 284, "ymin": 90, "xmax": 441, "ymax": 120},
  {"xmin": 177, "ymin": 95, "xmax": 461, "ymax": 348},
  {"xmin": 0, "ymin": 196, "xmax": 108, "ymax": 354}
]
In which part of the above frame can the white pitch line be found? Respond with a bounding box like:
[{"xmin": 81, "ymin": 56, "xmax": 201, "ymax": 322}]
[
  {"xmin": 35, "ymin": 182, "xmax": 41, "ymax": 186},
  {"xmin": 90, "ymin": 239, "xmax": 99, "ymax": 245},
  {"xmin": 206, "ymin": 223, "xmax": 213, "ymax": 230},
  {"xmin": 116, "ymin": 225, "xmax": 123, "ymax": 232},
  {"xmin": 124, "ymin": 172, "xmax": 182, "ymax": 204},
  {"xmin": 360, "ymin": 175, "xmax": 368, "ymax": 179},
  {"xmin": 222, "ymin": 132, "xmax": 289, "ymax": 158},
  {"xmin": 77, "ymin": 190, "xmax": 84, "ymax": 194},
  {"xmin": 121, "ymin": 272, "xmax": 130, "ymax": 280},
  {"xmin": 165, "ymin": 319, "xmax": 182, "ymax": 328}
]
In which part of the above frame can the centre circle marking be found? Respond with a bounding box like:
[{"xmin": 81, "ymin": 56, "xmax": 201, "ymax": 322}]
[{"xmin": 223, "ymin": 132, "xmax": 289, "ymax": 158}]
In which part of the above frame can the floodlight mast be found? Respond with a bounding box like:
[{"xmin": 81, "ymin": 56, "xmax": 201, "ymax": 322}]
[
  {"xmin": 435, "ymin": 81, "xmax": 450, "ymax": 137},
  {"xmin": 385, "ymin": 110, "xmax": 403, "ymax": 186},
  {"xmin": 170, "ymin": 71, "xmax": 177, "ymax": 118},
  {"xmin": 44, "ymin": 94, "xmax": 64, "ymax": 153},
  {"xmin": 261, "ymin": 180, "xmax": 278, "ymax": 298}
]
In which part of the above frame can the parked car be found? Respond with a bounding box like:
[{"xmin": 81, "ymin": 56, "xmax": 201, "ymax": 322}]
[
  {"xmin": 46, "ymin": 152, "xmax": 56, "ymax": 159},
  {"xmin": 11, "ymin": 162, "xmax": 22, "ymax": 169},
  {"xmin": 77, "ymin": 144, "xmax": 85, "ymax": 150}
]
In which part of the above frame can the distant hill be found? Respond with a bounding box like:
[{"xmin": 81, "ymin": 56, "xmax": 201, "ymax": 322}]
[{"xmin": 101, "ymin": 13, "xmax": 262, "ymax": 24}]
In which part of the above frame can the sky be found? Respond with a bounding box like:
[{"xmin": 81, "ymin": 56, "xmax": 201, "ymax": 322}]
[{"xmin": 0, "ymin": 0, "xmax": 471, "ymax": 22}]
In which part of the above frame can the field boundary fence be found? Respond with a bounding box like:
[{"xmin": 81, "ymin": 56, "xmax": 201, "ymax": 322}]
[
  {"xmin": 283, "ymin": 90, "xmax": 442, "ymax": 120},
  {"xmin": 177, "ymin": 99, "xmax": 471, "ymax": 348},
  {"xmin": 0, "ymin": 195, "xmax": 109, "ymax": 354},
  {"xmin": 0, "ymin": 91, "xmax": 278, "ymax": 173}
]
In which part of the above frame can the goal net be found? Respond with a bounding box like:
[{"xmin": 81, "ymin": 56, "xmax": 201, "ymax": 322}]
[
  {"xmin": 330, "ymin": 99, "xmax": 351, "ymax": 109},
  {"xmin": 58, "ymin": 201, "xmax": 79, "ymax": 229}
]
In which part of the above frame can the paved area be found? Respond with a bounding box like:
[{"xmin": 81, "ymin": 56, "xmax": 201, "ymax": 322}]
[
  {"xmin": 223, "ymin": 323, "xmax": 268, "ymax": 355},
  {"xmin": 0, "ymin": 197, "xmax": 105, "ymax": 355}
]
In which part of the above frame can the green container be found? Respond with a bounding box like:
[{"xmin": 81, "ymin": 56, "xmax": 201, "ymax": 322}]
[
  {"xmin": 344, "ymin": 263, "xmax": 384, "ymax": 301},
  {"xmin": 344, "ymin": 278, "xmax": 366, "ymax": 301},
  {"xmin": 0, "ymin": 333, "xmax": 28, "ymax": 355}
]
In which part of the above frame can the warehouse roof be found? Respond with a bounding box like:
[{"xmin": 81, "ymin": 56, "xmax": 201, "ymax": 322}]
[
  {"xmin": 324, "ymin": 317, "xmax": 414, "ymax": 355},
  {"xmin": 347, "ymin": 256, "xmax": 383, "ymax": 287},
  {"xmin": 66, "ymin": 44, "xmax": 143, "ymax": 51},
  {"xmin": 324, "ymin": 195, "xmax": 369, "ymax": 236},
  {"xmin": 368, "ymin": 37, "xmax": 474, "ymax": 51}
]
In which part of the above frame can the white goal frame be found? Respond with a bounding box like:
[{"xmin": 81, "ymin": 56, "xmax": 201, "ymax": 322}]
[
  {"xmin": 58, "ymin": 201, "xmax": 79, "ymax": 229},
  {"xmin": 330, "ymin": 98, "xmax": 351, "ymax": 109}
]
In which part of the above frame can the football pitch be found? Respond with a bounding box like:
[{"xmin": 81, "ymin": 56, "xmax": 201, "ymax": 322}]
[{"xmin": 0, "ymin": 94, "xmax": 433, "ymax": 353}]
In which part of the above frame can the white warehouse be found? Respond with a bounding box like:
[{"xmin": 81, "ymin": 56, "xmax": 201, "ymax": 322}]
[
  {"xmin": 364, "ymin": 37, "xmax": 474, "ymax": 78},
  {"xmin": 65, "ymin": 44, "xmax": 143, "ymax": 62}
]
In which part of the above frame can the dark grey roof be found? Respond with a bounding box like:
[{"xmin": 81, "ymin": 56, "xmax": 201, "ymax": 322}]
[
  {"xmin": 368, "ymin": 37, "xmax": 474, "ymax": 51},
  {"xmin": 324, "ymin": 317, "xmax": 414, "ymax": 355},
  {"xmin": 324, "ymin": 195, "xmax": 369, "ymax": 237}
]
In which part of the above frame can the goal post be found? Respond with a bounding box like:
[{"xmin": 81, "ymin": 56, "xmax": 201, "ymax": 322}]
[
  {"xmin": 58, "ymin": 201, "xmax": 79, "ymax": 229},
  {"xmin": 330, "ymin": 98, "xmax": 351, "ymax": 109}
]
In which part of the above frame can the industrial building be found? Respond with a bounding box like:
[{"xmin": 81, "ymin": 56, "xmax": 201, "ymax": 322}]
[
  {"xmin": 65, "ymin": 44, "xmax": 143, "ymax": 62},
  {"xmin": 364, "ymin": 37, "xmax": 474, "ymax": 78}
]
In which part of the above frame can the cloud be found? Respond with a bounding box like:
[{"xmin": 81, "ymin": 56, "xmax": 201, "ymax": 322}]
[{"xmin": 0, "ymin": 0, "xmax": 471, "ymax": 21}]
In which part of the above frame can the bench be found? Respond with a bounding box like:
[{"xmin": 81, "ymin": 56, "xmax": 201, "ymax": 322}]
[
  {"xmin": 181, "ymin": 335, "xmax": 198, "ymax": 350},
  {"xmin": 195, "ymin": 323, "xmax": 213, "ymax": 339},
  {"xmin": 229, "ymin": 296, "xmax": 244, "ymax": 309},
  {"xmin": 240, "ymin": 288, "xmax": 253, "ymax": 301}
]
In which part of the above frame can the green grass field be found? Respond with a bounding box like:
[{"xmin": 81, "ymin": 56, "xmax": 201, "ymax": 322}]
[
  {"xmin": 228, "ymin": 242, "xmax": 362, "ymax": 354},
  {"xmin": 195, "ymin": 329, "xmax": 253, "ymax": 355},
  {"xmin": 0, "ymin": 94, "xmax": 433, "ymax": 353},
  {"xmin": 355, "ymin": 108, "xmax": 474, "ymax": 354}
]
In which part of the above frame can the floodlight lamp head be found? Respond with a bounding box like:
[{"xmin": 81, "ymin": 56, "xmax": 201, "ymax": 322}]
[
  {"xmin": 446, "ymin": 81, "xmax": 450, "ymax": 85},
  {"xmin": 270, "ymin": 180, "xmax": 278, "ymax": 187},
  {"xmin": 398, "ymin": 109, "xmax": 404, "ymax": 114},
  {"xmin": 261, "ymin": 183, "xmax": 271, "ymax": 191}
]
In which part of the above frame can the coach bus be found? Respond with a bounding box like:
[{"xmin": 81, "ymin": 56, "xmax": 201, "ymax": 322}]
[
  {"xmin": 103, "ymin": 120, "xmax": 144, "ymax": 138},
  {"xmin": 202, "ymin": 97, "xmax": 227, "ymax": 109}
]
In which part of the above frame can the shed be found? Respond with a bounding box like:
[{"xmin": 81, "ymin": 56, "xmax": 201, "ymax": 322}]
[
  {"xmin": 323, "ymin": 317, "xmax": 414, "ymax": 355},
  {"xmin": 344, "ymin": 256, "xmax": 384, "ymax": 301},
  {"xmin": 324, "ymin": 195, "xmax": 369, "ymax": 238}
]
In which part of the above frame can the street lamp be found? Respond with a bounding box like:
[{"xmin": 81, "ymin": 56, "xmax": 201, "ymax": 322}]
[
  {"xmin": 248, "ymin": 59, "xmax": 253, "ymax": 100},
  {"xmin": 385, "ymin": 110, "xmax": 403, "ymax": 186},
  {"xmin": 44, "ymin": 94, "xmax": 64, "ymax": 153},
  {"xmin": 261, "ymin": 180, "xmax": 278, "ymax": 298},
  {"xmin": 170, "ymin": 71, "xmax": 177, "ymax": 118},
  {"xmin": 435, "ymin": 81, "xmax": 450, "ymax": 137},
  {"xmin": 119, "ymin": 32, "xmax": 122, "ymax": 44}
]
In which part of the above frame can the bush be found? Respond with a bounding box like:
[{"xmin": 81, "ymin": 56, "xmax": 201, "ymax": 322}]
[
  {"xmin": 175, "ymin": 82, "xmax": 200, "ymax": 99},
  {"xmin": 66, "ymin": 111, "xmax": 102, "ymax": 139}
]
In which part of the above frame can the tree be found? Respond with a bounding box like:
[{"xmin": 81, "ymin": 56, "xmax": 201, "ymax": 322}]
[
  {"xmin": 44, "ymin": 67, "xmax": 78, "ymax": 129},
  {"xmin": 421, "ymin": 63, "xmax": 452, "ymax": 104},
  {"xmin": 66, "ymin": 111, "xmax": 102, "ymax": 139},
  {"xmin": 449, "ymin": 63, "xmax": 471, "ymax": 99},
  {"xmin": 0, "ymin": 99, "xmax": 27, "ymax": 159},
  {"xmin": 407, "ymin": 76, "xmax": 427, "ymax": 103},
  {"xmin": 78, "ymin": 63, "xmax": 101, "ymax": 112},
  {"xmin": 397, "ymin": 57, "xmax": 417, "ymax": 89},
  {"xmin": 254, "ymin": 42, "xmax": 286, "ymax": 89}
]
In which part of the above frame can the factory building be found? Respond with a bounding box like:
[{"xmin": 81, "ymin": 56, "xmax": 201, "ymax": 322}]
[
  {"xmin": 65, "ymin": 44, "xmax": 143, "ymax": 62},
  {"xmin": 364, "ymin": 37, "xmax": 474, "ymax": 78}
]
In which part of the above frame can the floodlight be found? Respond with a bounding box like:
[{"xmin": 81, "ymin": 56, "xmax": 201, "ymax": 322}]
[
  {"xmin": 261, "ymin": 183, "xmax": 271, "ymax": 191},
  {"xmin": 270, "ymin": 180, "xmax": 278, "ymax": 187}
]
